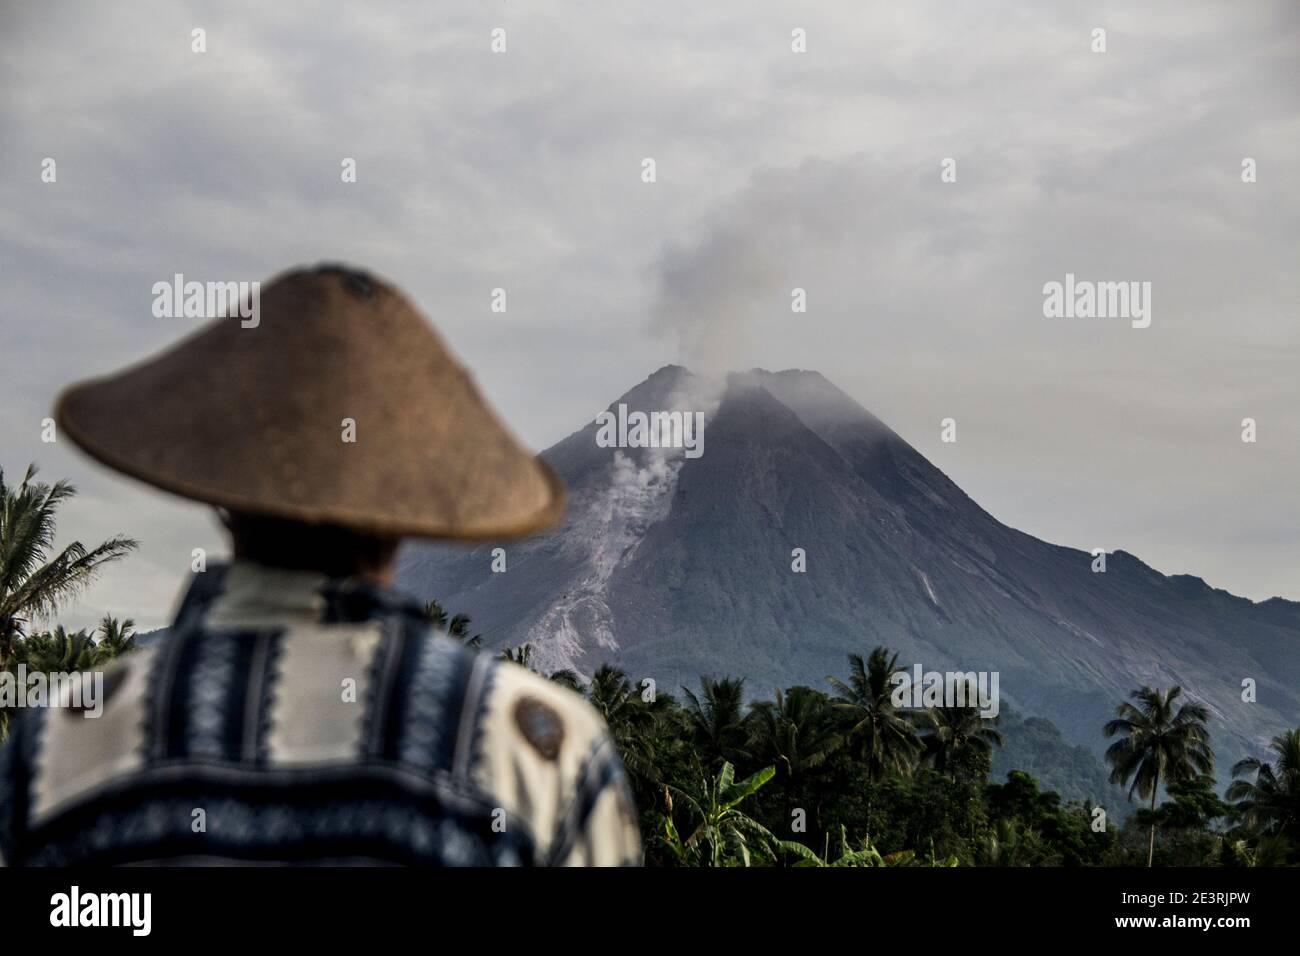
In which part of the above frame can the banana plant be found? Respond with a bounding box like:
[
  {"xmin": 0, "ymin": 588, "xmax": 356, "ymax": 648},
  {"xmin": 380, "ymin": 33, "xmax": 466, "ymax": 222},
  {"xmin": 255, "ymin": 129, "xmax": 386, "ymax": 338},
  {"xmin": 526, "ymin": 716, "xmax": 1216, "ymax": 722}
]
[{"xmin": 665, "ymin": 762, "xmax": 777, "ymax": 866}]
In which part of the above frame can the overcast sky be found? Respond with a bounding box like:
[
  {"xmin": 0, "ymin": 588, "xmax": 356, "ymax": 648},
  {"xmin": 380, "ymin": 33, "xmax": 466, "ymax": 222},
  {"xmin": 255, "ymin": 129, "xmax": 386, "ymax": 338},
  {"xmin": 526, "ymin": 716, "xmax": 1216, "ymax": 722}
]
[{"xmin": 1, "ymin": 0, "xmax": 1296, "ymax": 630}]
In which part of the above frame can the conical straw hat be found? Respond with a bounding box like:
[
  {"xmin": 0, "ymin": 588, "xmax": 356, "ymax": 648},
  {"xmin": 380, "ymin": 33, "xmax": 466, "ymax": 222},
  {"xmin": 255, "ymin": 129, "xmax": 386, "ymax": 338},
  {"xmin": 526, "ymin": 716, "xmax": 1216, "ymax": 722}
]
[{"xmin": 55, "ymin": 265, "xmax": 564, "ymax": 539}]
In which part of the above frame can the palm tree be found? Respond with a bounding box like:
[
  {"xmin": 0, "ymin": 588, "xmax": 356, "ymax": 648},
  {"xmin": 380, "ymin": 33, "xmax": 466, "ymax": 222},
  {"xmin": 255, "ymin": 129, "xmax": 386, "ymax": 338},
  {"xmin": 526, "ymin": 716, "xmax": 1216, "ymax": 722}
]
[
  {"xmin": 681, "ymin": 676, "xmax": 748, "ymax": 769},
  {"xmin": 746, "ymin": 687, "xmax": 843, "ymax": 788},
  {"xmin": 3, "ymin": 624, "xmax": 115, "ymax": 737},
  {"xmin": 1104, "ymin": 685, "xmax": 1214, "ymax": 867},
  {"xmin": 547, "ymin": 668, "xmax": 585, "ymax": 693},
  {"xmin": 827, "ymin": 648, "xmax": 923, "ymax": 780},
  {"xmin": 1226, "ymin": 728, "xmax": 1300, "ymax": 840},
  {"xmin": 585, "ymin": 664, "xmax": 658, "ymax": 775},
  {"xmin": 586, "ymin": 664, "xmax": 639, "ymax": 726},
  {"xmin": 827, "ymin": 649, "xmax": 924, "ymax": 843},
  {"xmin": 92, "ymin": 614, "xmax": 136, "ymax": 664},
  {"xmin": 977, "ymin": 817, "xmax": 1030, "ymax": 867},
  {"xmin": 584, "ymin": 664, "xmax": 691, "ymax": 813},
  {"xmin": 18, "ymin": 625, "xmax": 99, "ymax": 673},
  {"xmin": 500, "ymin": 643, "xmax": 534, "ymax": 670},
  {"xmin": 746, "ymin": 686, "xmax": 844, "ymax": 843},
  {"xmin": 921, "ymin": 702, "xmax": 1004, "ymax": 778},
  {"xmin": 0, "ymin": 464, "xmax": 137, "ymax": 667},
  {"xmin": 665, "ymin": 761, "xmax": 777, "ymax": 867},
  {"xmin": 422, "ymin": 599, "xmax": 448, "ymax": 629},
  {"xmin": 421, "ymin": 600, "xmax": 482, "ymax": 648}
]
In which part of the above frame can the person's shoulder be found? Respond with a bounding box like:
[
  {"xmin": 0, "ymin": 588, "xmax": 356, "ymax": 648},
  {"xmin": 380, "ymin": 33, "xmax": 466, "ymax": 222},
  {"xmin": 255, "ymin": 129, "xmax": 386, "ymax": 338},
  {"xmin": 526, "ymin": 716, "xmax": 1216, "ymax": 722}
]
[
  {"xmin": 467, "ymin": 659, "xmax": 625, "ymax": 856},
  {"xmin": 7, "ymin": 641, "xmax": 162, "ymax": 837},
  {"xmin": 484, "ymin": 660, "xmax": 610, "ymax": 759}
]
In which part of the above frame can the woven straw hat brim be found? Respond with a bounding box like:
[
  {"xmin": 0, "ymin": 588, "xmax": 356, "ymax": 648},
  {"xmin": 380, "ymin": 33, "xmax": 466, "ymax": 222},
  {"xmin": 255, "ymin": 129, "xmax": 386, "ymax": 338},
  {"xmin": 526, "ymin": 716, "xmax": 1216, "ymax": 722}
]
[{"xmin": 54, "ymin": 267, "xmax": 565, "ymax": 540}]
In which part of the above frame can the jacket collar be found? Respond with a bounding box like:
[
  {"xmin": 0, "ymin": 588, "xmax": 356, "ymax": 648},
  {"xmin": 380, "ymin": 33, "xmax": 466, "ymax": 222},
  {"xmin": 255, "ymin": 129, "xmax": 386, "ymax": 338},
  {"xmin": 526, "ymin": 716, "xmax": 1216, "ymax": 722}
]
[{"xmin": 174, "ymin": 560, "xmax": 425, "ymax": 630}]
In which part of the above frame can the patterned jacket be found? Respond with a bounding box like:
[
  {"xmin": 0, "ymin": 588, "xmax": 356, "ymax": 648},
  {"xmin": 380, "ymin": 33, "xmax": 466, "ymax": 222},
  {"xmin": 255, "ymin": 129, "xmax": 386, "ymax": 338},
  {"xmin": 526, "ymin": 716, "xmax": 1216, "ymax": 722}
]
[{"xmin": 0, "ymin": 562, "xmax": 642, "ymax": 866}]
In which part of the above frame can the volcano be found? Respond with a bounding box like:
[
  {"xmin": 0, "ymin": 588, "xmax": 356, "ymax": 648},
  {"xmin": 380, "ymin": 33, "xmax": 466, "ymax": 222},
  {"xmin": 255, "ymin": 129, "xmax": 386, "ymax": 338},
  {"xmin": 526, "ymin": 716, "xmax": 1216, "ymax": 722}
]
[{"xmin": 398, "ymin": 366, "xmax": 1300, "ymax": 767}]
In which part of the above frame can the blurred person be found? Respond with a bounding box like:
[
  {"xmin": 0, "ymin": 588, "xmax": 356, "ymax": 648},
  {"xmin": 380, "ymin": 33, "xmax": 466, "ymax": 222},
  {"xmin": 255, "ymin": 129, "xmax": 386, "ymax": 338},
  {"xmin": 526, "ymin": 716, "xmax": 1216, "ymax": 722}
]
[{"xmin": 0, "ymin": 265, "xmax": 641, "ymax": 866}]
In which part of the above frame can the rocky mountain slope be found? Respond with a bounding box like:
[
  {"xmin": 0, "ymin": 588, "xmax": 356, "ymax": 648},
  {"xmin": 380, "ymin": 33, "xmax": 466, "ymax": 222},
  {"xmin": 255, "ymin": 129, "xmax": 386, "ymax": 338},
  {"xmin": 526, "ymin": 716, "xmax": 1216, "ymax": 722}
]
[{"xmin": 399, "ymin": 366, "xmax": 1300, "ymax": 768}]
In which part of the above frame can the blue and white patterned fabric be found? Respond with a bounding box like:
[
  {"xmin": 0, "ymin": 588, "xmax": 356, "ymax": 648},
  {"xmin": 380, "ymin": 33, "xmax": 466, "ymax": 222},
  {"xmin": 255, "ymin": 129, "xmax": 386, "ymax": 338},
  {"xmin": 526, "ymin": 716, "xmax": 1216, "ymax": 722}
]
[{"xmin": 0, "ymin": 562, "xmax": 642, "ymax": 866}]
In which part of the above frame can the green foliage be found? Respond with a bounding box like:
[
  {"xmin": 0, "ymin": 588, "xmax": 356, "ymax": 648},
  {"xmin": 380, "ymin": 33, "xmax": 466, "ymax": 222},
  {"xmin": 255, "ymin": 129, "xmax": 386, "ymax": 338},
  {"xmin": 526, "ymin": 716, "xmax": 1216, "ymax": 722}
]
[
  {"xmin": 682, "ymin": 676, "xmax": 749, "ymax": 770},
  {"xmin": 92, "ymin": 614, "xmax": 137, "ymax": 661},
  {"xmin": 747, "ymin": 686, "xmax": 843, "ymax": 787},
  {"xmin": 1227, "ymin": 729, "xmax": 1300, "ymax": 837},
  {"xmin": 665, "ymin": 761, "xmax": 778, "ymax": 866},
  {"xmin": 1223, "ymin": 729, "xmax": 1300, "ymax": 864},
  {"xmin": 983, "ymin": 769, "xmax": 1116, "ymax": 865},
  {"xmin": 0, "ymin": 464, "xmax": 136, "ymax": 668},
  {"xmin": 1, "ymin": 615, "xmax": 138, "ymax": 740},
  {"xmin": 921, "ymin": 701, "xmax": 1004, "ymax": 780},
  {"xmin": 528, "ymin": 653, "xmax": 1284, "ymax": 868},
  {"xmin": 826, "ymin": 648, "xmax": 922, "ymax": 782},
  {"xmin": 148, "ymin": 583, "xmax": 1273, "ymax": 868},
  {"xmin": 776, "ymin": 824, "xmax": 951, "ymax": 867},
  {"xmin": 1104, "ymin": 685, "xmax": 1215, "ymax": 866},
  {"xmin": 991, "ymin": 707, "xmax": 1129, "ymax": 813},
  {"xmin": 580, "ymin": 655, "xmax": 1092, "ymax": 866},
  {"xmin": 422, "ymin": 600, "xmax": 483, "ymax": 648}
]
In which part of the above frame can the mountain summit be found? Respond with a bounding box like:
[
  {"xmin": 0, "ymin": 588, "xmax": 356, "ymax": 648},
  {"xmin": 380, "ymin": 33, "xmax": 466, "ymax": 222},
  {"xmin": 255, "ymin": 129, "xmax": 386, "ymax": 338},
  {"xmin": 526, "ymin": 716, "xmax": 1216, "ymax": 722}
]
[{"xmin": 399, "ymin": 366, "xmax": 1300, "ymax": 765}]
